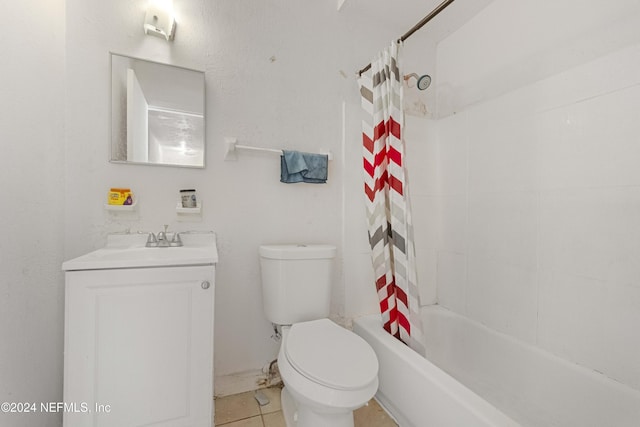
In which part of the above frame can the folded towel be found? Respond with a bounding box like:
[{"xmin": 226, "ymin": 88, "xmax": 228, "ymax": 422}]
[{"xmin": 280, "ymin": 150, "xmax": 328, "ymax": 184}]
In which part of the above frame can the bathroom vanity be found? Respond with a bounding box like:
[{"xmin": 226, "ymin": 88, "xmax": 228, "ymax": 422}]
[{"xmin": 61, "ymin": 232, "xmax": 217, "ymax": 427}]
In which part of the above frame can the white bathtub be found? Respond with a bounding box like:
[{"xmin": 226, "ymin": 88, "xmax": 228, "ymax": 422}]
[{"xmin": 353, "ymin": 305, "xmax": 640, "ymax": 427}]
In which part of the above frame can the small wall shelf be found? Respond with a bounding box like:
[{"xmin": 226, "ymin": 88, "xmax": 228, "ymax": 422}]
[
  {"xmin": 104, "ymin": 199, "xmax": 138, "ymax": 211},
  {"xmin": 176, "ymin": 201, "xmax": 201, "ymax": 214},
  {"xmin": 176, "ymin": 201, "xmax": 202, "ymax": 222}
]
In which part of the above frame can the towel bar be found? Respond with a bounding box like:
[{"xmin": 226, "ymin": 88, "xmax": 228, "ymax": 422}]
[{"xmin": 224, "ymin": 137, "xmax": 333, "ymax": 161}]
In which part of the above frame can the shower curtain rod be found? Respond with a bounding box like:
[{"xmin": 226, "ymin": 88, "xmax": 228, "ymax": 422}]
[{"xmin": 357, "ymin": 0, "xmax": 456, "ymax": 76}]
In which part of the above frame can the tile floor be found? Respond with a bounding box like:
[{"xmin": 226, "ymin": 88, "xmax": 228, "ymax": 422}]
[{"xmin": 215, "ymin": 385, "xmax": 397, "ymax": 427}]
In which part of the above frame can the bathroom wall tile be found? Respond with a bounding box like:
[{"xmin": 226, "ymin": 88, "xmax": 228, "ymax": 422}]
[
  {"xmin": 538, "ymin": 85, "xmax": 640, "ymax": 190},
  {"xmin": 467, "ymin": 115, "xmax": 538, "ymax": 194},
  {"xmin": 437, "ymin": 0, "xmax": 640, "ymax": 116},
  {"xmin": 412, "ymin": 195, "xmax": 438, "ymax": 306},
  {"xmin": 434, "ymin": 193, "xmax": 467, "ymax": 310},
  {"xmin": 432, "ymin": 0, "xmax": 640, "ymax": 396},
  {"xmin": 343, "ymin": 196, "xmax": 371, "ymax": 254},
  {"xmin": 405, "ymin": 116, "xmax": 439, "ymax": 197},
  {"xmin": 344, "ymin": 253, "xmax": 379, "ymax": 319},
  {"xmin": 438, "ymin": 194, "xmax": 467, "ymax": 254},
  {"xmin": 528, "ymin": 43, "xmax": 640, "ymax": 119},
  {"xmin": 436, "ymin": 111, "xmax": 468, "ymax": 196},
  {"xmin": 467, "ymin": 192, "xmax": 537, "ymax": 269},
  {"xmin": 539, "ymin": 188, "xmax": 640, "ymax": 283},
  {"xmin": 538, "ymin": 269, "xmax": 640, "ymax": 392},
  {"xmin": 436, "ymin": 251, "xmax": 467, "ymax": 315},
  {"xmin": 466, "ymin": 255, "xmax": 538, "ymax": 344}
]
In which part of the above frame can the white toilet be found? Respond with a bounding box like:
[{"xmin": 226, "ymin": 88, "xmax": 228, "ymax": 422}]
[{"xmin": 259, "ymin": 244, "xmax": 379, "ymax": 427}]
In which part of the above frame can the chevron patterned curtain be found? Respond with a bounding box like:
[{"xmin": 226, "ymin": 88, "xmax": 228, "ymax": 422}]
[{"xmin": 358, "ymin": 42, "xmax": 424, "ymax": 354}]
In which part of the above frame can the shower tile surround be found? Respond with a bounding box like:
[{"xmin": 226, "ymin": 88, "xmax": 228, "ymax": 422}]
[{"xmin": 433, "ymin": 0, "xmax": 640, "ymax": 395}]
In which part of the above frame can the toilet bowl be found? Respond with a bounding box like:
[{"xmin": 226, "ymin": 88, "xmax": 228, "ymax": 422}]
[
  {"xmin": 277, "ymin": 319, "xmax": 378, "ymax": 427},
  {"xmin": 259, "ymin": 244, "xmax": 379, "ymax": 427}
]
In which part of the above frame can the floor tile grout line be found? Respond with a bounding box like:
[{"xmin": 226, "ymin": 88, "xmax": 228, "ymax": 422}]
[{"xmin": 216, "ymin": 414, "xmax": 263, "ymax": 426}]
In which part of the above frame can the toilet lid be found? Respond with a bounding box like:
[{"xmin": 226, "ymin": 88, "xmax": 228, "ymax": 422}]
[{"xmin": 284, "ymin": 319, "xmax": 378, "ymax": 391}]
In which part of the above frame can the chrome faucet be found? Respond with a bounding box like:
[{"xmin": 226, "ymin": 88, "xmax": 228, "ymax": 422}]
[
  {"xmin": 145, "ymin": 225, "xmax": 183, "ymax": 248},
  {"xmin": 156, "ymin": 225, "xmax": 171, "ymax": 247}
]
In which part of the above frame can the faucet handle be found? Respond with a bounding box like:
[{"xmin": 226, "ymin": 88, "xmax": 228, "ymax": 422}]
[
  {"xmin": 146, "ymin": 232, "xmax": 157, "ymax": 247},
  {"xmin": 171, "ymin": 232, "xmax": 183, "ymax": 247}
]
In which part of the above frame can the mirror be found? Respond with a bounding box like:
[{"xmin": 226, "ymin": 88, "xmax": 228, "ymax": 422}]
[{"xmin": 110, "ymin": 53, "xmax": 205, "ymax": 168}]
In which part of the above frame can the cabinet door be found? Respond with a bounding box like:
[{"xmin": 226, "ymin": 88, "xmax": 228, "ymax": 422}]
[{"xmin": 64, "ymin": 266, "xmax": 214, "ymax": 427}]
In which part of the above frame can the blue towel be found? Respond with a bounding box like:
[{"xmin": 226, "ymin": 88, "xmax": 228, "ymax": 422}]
[{"xmin": 280, "ymin": 150, "xmax": 328, "ymax": 184}]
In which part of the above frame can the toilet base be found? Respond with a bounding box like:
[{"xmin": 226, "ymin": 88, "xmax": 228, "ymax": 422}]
[
  {"xmin": 281, "ymin": 387, "xmax": 297, "ymax": 427},
  {"xmin": 280, "ymin": 386, "xmax": 355, "ymax": 427}
]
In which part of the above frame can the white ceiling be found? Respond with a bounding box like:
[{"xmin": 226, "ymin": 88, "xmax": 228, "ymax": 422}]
[{"xmin": 338, "ymin": 0, "xmax": 494, "ymax": 43}]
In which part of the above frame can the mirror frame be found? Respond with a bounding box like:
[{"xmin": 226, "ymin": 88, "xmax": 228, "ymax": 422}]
[{"xmin": 109, "ymin": 52, "xmax": 206, "ymax": 169}]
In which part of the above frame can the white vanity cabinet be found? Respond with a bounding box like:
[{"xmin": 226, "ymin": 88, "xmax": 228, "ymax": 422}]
[{"xmin": 62, "ymin": 233, "xmax": 217, "ymax": 427}]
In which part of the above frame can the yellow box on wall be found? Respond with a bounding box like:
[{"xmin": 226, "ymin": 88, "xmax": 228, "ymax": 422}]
[{"xmin": 108, "ymin": 188, "xmax": 133, "ymax": 205}]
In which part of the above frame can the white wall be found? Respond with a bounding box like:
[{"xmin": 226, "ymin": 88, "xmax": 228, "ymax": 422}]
[
  {"xmin": 434, "ymin": 0, "xmax": 640, "ymax": 393},
  {"xmin": 0, "ymin": 0, "xmax": 489, "ymax": 420},
  {"xmin": 63, "ymin": 0, "xmax": 396, "ymax": 397},
  {"xmin": 0, "ymin": 1, "xmax": 66, "ymax": 426},
  {"xmin": 0, "ymin": 0, "xmax": 397, "ymax": 414}
]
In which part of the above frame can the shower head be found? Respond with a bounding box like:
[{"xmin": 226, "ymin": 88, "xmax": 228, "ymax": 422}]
[
  {"xmin": 404, "ymin": 73, "xmax": 431, "ymax": 91},
  {"xmin": 416, "ymin": 74, "xmax": 431, "ymax": 90}
]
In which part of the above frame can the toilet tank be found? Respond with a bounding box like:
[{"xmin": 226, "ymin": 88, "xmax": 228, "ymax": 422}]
[{"xmin": 259, "ymin": 244, "xmax": 337, "ymax": 325}]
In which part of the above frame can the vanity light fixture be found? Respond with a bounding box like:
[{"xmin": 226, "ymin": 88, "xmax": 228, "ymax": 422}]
[{"xmin": 144, "ymin": 0, "xmax": 176, "ymax": 41}]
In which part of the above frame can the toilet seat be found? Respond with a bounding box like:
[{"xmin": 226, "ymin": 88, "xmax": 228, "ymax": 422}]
[{"xmin": 284, "ymin": 319, "xmax": 378, "ymax": 391}]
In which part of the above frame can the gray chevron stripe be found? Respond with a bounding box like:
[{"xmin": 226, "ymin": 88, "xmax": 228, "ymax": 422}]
[
  {"xmin": 360, "ymin": 85, "xmax": 373, "ymax": 104},
  {"xmin": 391, "ymin": 230, "xmax": 406, "ymax": 254},
  {"xmin": 368, "ymin": 225, "xmax": 388, "ymax": 249}
]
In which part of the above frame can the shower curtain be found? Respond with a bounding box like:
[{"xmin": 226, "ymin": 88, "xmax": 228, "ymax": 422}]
[{"xmin": 358, "ymin": 42, "xmax": 424, "ymax": 354}]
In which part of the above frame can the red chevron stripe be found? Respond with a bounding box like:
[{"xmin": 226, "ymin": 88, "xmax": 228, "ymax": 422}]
[
  {"xmin": 364, "ymin": 171, "xmax": 388, "ymax": 201},
  {"xmin": 389, "ymin": 174, "xmax": 403, "ymax": 196},
  {"xmin": 397, "ymin": 311, "xmax": 410, "ymax": 333},
  {"xmin": 383, "ymin": 318, "xmax": 400, "ymax": 337},
  {"xmin": 383, "ymin": 320, "xmax": 392, "ymax": 334},
  {"xmin": 386, "ymin": 280, "xmax": 396, "ymax": 298},
  {"xmin": 372, "ymin": 118, "xmax": 400, "ymax": 142},
  {"xmin": 363, "ymin": 158, "xmax": 374, "ymax": 177},
  {"xmin": 386, "ymin": 306, "xmax": 400, "ymax": 338},
  {"xmin": 388, "ymin": 117, "xmax": 401, "ymax": 140},
  {"xmin": 396, "ymin": 286, "xmax": 407, "ymax": 307},
  {"xmin": 373, "ymin": 120, "xmax": 386, "ymax": 142},
  {"xmin": 369, "ymin": 118, "xmax": 401, "ymax": 146},
  {"xmin": 387, "ymin": 145, "xmax": 402, "ymax": 167},
  {"xmin": 379, "ymin": 297, "xmax": 388, "ymax": 313},
  {"xmin": 362, "ymin": 132, "xmax": 374, "ymax": 154},
  {"xmin": 363, "ymin": 150, "xmax": 387, "ymax": 178},
  {"xmin": 372, "ymin": 148, "xmax": 387, "ymax": 169},
  {"xmin": 364, "ymin": 184, "xmax": 375, "ymax": 202}
]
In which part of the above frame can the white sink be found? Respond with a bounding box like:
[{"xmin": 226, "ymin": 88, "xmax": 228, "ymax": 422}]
[{"xmin": 62, "ymin": 232, "xmax": 218, "ymax": 271}]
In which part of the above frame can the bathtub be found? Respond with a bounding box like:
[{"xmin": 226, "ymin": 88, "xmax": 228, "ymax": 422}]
[{"xmin": 353, "ymin": 305, "xmax": 640, "ymax": 427}]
